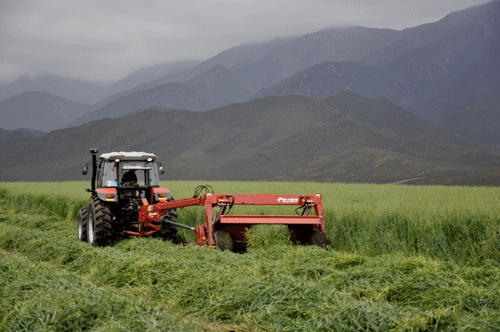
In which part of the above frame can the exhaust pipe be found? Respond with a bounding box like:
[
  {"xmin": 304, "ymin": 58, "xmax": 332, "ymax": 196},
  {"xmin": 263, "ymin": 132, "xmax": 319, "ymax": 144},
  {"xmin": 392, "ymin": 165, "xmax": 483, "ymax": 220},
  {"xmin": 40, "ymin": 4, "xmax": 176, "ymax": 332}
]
[{"xmin": 90, "ymin": 149, "xmax": 98, "ymax": 193}]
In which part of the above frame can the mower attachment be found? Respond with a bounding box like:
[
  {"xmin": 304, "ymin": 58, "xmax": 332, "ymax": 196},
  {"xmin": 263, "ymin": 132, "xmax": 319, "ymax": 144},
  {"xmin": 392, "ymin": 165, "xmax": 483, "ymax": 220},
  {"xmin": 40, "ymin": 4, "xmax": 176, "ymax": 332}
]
[{"xmin": 138, "ymin": 193, "xmax": 328, "ymax": 250}]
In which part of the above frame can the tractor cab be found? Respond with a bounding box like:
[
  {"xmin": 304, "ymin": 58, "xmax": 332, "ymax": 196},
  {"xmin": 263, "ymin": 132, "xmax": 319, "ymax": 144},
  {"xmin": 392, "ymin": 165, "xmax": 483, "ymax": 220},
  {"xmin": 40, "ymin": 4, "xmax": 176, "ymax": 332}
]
[
  {"xmin": 99, "ymin": 152, "xmax": 160, "ymax": 184},
  {"xmin": 83, "ymin": 150, "xmax": 171, "ymax": 205}
]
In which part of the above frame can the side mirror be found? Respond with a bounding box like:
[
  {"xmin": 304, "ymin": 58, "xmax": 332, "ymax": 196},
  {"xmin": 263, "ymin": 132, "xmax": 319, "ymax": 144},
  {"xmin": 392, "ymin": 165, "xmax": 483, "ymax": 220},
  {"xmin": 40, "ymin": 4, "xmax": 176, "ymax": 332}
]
[
  {"xmin": 158, "ymin": 166, "xmax": 165, "ymax": 174},
  {"xmin": 82, "ymin": 165, "xmax": 88, "ymax": 175}
]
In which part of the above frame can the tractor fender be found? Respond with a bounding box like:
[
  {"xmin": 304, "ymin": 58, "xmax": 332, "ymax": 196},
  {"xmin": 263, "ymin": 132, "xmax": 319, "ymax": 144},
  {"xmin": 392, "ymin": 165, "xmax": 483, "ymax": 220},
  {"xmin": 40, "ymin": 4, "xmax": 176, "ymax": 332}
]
[
  {"xmin": 95, "ymin": 188, "xmax": 118, "ymax": 202},
  {"xmin": 151, "ymin": 187, "xmax": 173, "ymax": 202}
]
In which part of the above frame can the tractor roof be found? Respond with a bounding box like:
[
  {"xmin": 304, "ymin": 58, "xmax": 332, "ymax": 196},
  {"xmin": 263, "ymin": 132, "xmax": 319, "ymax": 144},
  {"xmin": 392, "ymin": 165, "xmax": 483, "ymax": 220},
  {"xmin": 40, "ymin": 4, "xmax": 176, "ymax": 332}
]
[{"xmin": 99, "ymin": 151, "xmax": 158, "ymax": 161}]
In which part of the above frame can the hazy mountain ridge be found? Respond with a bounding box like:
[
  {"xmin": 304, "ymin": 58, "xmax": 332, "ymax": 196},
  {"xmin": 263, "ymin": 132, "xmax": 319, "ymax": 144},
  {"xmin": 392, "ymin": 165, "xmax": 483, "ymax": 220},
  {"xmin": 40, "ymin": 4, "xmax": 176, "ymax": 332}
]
[
  {"xmin": 109, "ymin": 61, "xmax": 201, "ymax": 97},
  {"xmin": 82, "ymin": 38, "xmax": 300, "ymax": 111},
  {"xmin": 254, "ymin": 0, "xmax": 500, "ymax": 120},
  {"xmin": 85, "ymin": 6, "xmax": 500, "ymax": 130},
  {"xmin": 65, "ymin": 83, "xmax": 210, "ymax": 128},
  {"xmin": 0, "ymin": 91, "xmax": 91, "ymax": 132},
  {"xmin": 251, "ymin": 61, "xmax": 395, "ymax": 101},
  {"xmin": 184, "ymin": 65, "xmax": 253, "ymax": 109},
  {"xmin": 2, "ymin": 2, "xmax": 491, "ymax": 106},
  {"xmin": 0, "ymin": 74, "xmax": 108, "ymax": 105},
  {"xmin": 197, "ymin": 38, "xmax": 294, "ymax": 72},
  {"xmin": 359, "ymin": 1, "xmax": 495, "ymax": 66},
  {"xmin": 385, "ymin": 3, "xmax": 500, "ymax": 118},
  {"xmin": 67, "ymin": 64, "xmax": 256, "ymax": 127}
]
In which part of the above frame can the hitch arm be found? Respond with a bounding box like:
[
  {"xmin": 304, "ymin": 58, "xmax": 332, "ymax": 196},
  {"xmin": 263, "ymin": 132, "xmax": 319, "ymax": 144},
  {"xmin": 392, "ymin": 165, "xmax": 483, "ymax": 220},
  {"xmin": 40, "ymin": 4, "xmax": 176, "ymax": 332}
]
[{"xmin": 159, "ymin": 216, "xmax": 195, "ymax": 231}]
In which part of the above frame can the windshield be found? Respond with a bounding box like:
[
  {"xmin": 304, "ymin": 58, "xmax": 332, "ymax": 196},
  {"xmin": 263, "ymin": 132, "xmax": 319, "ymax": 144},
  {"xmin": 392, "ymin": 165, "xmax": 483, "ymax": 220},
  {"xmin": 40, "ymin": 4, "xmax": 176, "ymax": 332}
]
[{"xmin": 100, "ymin": 160, "xmax": 161, "ymax": 187}]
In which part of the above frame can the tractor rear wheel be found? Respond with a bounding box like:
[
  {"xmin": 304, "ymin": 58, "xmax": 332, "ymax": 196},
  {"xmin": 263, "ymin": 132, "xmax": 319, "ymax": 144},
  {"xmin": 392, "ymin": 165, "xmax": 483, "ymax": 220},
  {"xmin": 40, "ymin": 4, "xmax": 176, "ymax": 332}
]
[
  {"xmin": 214, "ymin": 230, "xmax": 234, "ymax": 251},
  {"xmin": 78, "ymin": 205, "xmax": 89, "ymax": 242},
  {"xmin": 87, "ymin": 196, "xmax": 113, "ymax": 247},
  {"xmin": 309, "ymin": 230, "xmax": 329, "ymax": 248},
  {"xmin": 160, "ymin": 198, "xmax": 181, "ymax": 243}
]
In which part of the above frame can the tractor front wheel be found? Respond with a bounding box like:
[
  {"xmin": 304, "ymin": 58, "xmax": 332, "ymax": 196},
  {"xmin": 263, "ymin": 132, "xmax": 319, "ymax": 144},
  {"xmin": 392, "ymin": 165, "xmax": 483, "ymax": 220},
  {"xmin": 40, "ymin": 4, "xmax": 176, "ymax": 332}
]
[
  {"xmin": 87, "ymin": 196, "xmax": 113, "ymax": 247},
  {"xmin": 78, "ymin": 205, "xmax": 89, "ymax": 242}
]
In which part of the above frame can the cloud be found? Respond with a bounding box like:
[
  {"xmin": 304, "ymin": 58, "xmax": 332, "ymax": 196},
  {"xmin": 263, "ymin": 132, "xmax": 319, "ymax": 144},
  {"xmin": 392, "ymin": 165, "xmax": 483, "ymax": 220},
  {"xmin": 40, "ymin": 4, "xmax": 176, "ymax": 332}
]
[{"xmin": 0, "ymin": 0, "xmax": 492, "ymax": 82}]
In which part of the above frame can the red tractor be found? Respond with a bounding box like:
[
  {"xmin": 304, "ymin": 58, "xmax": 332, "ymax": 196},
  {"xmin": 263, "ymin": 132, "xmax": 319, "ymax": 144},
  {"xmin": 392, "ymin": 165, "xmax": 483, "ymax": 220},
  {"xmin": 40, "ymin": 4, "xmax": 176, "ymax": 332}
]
[
  {"xmin": 78, "ymin": 149, "xmax": 329, "ymax": 251},
  {"xmin": 78, "ymin": 149, "xmax": 179, "ymax": 246}
]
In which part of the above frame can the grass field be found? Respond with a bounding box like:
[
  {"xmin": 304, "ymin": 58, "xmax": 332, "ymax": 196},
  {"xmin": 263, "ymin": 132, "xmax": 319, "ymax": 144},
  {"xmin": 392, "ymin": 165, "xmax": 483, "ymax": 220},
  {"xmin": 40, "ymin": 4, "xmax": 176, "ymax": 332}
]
[{"xmin": 1, "ymin": 181, "xmax": 499, "ymax": 331}]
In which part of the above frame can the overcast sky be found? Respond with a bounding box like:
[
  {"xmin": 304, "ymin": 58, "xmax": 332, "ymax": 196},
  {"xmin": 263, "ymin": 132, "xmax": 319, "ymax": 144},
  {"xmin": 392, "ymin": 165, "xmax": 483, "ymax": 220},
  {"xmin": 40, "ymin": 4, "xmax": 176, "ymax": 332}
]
[{"xmin": 0, "ymin": 0, "xmax": 491, "ymax": 83}]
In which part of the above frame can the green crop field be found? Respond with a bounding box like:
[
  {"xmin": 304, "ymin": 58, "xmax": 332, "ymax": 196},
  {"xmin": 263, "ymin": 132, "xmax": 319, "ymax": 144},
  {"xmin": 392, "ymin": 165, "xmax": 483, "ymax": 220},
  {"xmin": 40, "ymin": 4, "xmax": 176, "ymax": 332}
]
[{"xmin": 1, "ymin": 181, "xmax": 499, "ymax": 331}]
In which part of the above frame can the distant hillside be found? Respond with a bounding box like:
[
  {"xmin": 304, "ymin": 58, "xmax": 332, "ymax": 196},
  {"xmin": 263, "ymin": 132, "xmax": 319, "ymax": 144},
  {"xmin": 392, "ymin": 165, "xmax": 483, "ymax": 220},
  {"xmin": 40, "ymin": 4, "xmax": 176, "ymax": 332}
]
[
  {"xmin": 109, "ymin": 61, "xmax": 200, "ymax": 95},
  {"xmin": 321, "ymin": 90, "xmax": 482, "ymax": 145},
  {"xmin": 0, "ymin": 127, "xmax": 44, "ymax": 146},
  {"xmin": 432, "ymin": 108, "xmax": 500, "ymax": 151},
  {"xmin": 320, "ymin": 91, "xmax": 497, "ymax": 169},
  {"xmin": 185, "ymin": 65, "xmax": 253, "ymax": 109},
  {"xmin": 233, "ymin": 26, "xmax": 402, "ymax": 93},
  {"xmin": 0, "ymin": 91, "xmax": 91, "ymax": 131},
  {"xmin": 0, "ymin": 74, "xmax": 108, "ymax": 104},
  {"xmin": 66, "ymin": 83, "xmax": 210, "ymax": 128},
  {"xmin": 120, "ymin": 38, "xmax": 296, "ymax": 96},
  {"xmin": 0, "ymin": 92, "xmax": 498, "ymax": 184},
  {"xmin": 0, "ymin": 63, "xmax": 201, "ymax": 106},
  {"xmin": 385, "ymin": 1, "xmax": 500, "ymax": 119},
  {"xmin": 89, "ymin": 38, "xmax": 294, "ymax": 110},
  {"xmin": 69, "ymin": 65, "xmax": 255, "ymax": 127},
  {"xmin": 359, "ymin": 1, "xmax": 495, "ymax": 66},
  {"xmin": 252, "ymin": 61, "xmax": 395, "ymax": 101}
]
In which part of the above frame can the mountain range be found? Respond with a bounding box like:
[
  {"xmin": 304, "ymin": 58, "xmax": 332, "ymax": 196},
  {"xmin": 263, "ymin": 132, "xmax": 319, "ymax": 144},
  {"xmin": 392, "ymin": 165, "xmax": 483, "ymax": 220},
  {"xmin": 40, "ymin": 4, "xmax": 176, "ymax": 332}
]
[
  {"xmin": 254, "ymin": 1, "xmax": 500, "ymax": 120},
  {"xmin": 0, "ymin": 91, "xmax": 498, "ymax": 184},
  {"xmin": 1, "ymin": 1, "xmax": 498, "ymax": 130},
  {"xmin": 0, "ymin": 91, "xmax": 91, "ymax": 132},
  {"xmin": 0, "ymin": 0, "xmax": 499, "ymax": 184}
]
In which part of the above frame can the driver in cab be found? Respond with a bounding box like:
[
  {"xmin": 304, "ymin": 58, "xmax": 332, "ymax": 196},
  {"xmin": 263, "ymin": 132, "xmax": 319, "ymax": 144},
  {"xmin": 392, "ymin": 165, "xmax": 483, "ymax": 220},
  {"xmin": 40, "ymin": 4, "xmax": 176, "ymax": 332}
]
[{"xmin": 121, "ymin": 169, "xmax": 137, "ymax": 185}]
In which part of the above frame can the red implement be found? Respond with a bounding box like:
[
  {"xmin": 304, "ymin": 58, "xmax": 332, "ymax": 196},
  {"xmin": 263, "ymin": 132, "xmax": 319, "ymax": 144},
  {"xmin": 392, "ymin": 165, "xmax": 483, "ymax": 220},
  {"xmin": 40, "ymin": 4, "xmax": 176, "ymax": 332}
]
[{"xmin": 138, "ymin": 193, "xmax": 328, "ymax": 250}]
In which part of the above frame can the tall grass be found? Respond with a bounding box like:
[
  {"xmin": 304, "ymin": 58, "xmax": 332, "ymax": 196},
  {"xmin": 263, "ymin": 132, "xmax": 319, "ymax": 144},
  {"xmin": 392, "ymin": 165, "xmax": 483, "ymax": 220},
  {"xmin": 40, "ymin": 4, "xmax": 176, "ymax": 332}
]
[{"xmin": 0, "ymin": 181, "xmax": 499, "ymax": 263}]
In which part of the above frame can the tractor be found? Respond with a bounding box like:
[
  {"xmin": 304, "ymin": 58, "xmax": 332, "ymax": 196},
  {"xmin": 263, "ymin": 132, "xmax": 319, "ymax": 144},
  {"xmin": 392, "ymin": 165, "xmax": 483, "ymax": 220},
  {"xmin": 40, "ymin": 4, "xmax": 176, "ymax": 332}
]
[
  {"xmin": 78, "ymin": 149, "xmax": 179, "ymax": 246},
  {"xmin": 78, "ymin": 149, "xmax": 329, "ymax": 251}
]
